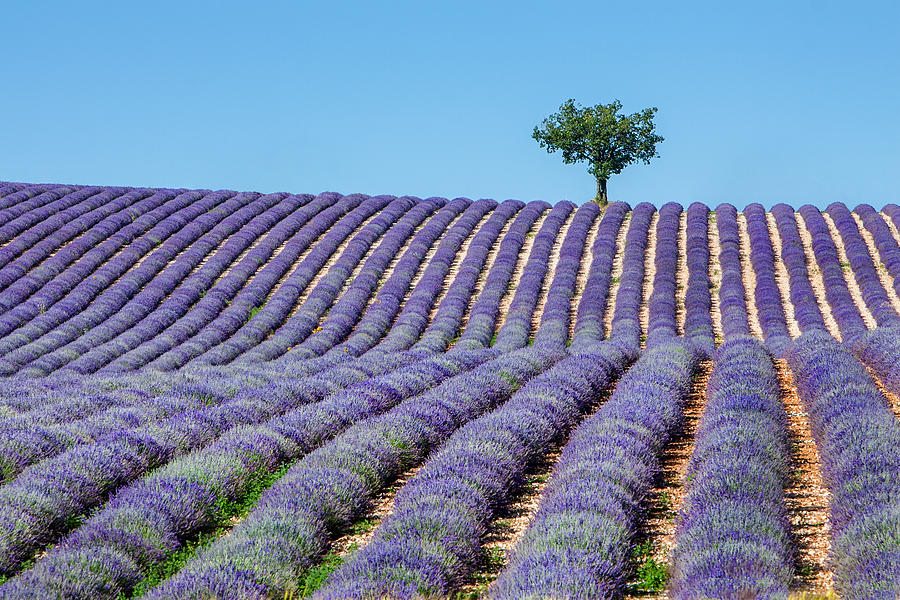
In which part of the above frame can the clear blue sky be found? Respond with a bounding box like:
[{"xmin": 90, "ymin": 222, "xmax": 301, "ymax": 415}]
[{"xmin": 2, "ymin": 1, "xmax": 898, "ymax": 209}]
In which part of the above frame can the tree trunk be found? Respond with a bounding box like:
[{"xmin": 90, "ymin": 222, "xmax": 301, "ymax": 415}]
[{"xmin": 595, "ymin": 178, "xmax": 608, "ymax": 206}]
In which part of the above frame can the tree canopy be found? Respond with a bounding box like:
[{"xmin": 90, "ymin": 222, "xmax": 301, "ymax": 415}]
[{"xmin": 533, "ymin": 99, "xmax": 663, "ymax": 205}]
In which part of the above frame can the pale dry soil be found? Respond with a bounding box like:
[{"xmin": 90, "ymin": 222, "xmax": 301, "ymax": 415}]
[
  {"xmin": 331, "ymin": 464, "xmax": 426, "ymax": 561},
  {"xmin": 603, "ymin": 213, "xmax": 631, "ymax": 338},
  {"xmin": 866, "ymin": 365, "xmax": 900, "ymax": 422},
  {"xmin": 626, "ymin": 360, "xmax": 711, "ymax": 600},
  {"xmin": 354, "ymin": 216, "xmax": 437, "ymax": 322},
  {"xmin": 821, "ymin": 212, "xmax": 878, "ymax": 329},
  {"xmin": 796, "ymin": 212, "xmax": 843, "ymax": 340},
  {"xmin": 455, "ymin": 448, "xmax": 561, "ymax": 598},
  {"xmin": 707, "ymin": 213, "xmax": 724, "ymax": 345},
  {"xmin": 493, "ymin": 210, "xmax": 548, "ymax": 338},
  {"xmin": 420, "ymin": 210, "xmax": 494, "ymax": 331},
  {"xmin": 675, "ymin": 211, "xmax": 688, "ymax": 335},
  {"xmin": 639, "ymin": 212, "xmax": 659, "ymax": 346},
  {"xmin": 455, "ymin": 214, "xmax": 515, "ymax": 339},
  {"xmin": 461, "ymin": 372, "xmax": 623, "ymax": 598},
  {"xmin": 281, "ymin": 210, "xmax": 384, "ymax": 322},
  {"xmin": 880, "ymin": 210, "xmax": 900, "ymax": 248},
  {"xmin": 531, "ymin": 210, "xmax": 577, "ymax": 335},
  {"xmin": 851, "ymin": 212, "xmax": 900, "ymax": 317},
  {"xmin": 767, "ymin": 211, "xmax": 802, "ymax": 338},
  {"xmin": 309, "ymin": 211, "xmax": 412, "ymax": 332},
  {"xmin": 738, "ymin": 212, "xmax": 765, "ymax": 340},
  {"xmin": 777, "ymin": 359, "xmax": 834, "ymax": 594},
  {"xmin": 569, "ymin": 210, "xmax": 603, "ymax": 340}
]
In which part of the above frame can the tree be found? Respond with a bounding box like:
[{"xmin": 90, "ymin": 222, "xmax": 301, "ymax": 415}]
[{"xmin": 533, "ymin": 99, "xmax": 663, "ymax": 205}]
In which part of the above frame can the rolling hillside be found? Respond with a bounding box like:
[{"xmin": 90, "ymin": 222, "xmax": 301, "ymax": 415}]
[{"xmin": 0, "ymin": 180, "xmax": 899, "ymax": 599}]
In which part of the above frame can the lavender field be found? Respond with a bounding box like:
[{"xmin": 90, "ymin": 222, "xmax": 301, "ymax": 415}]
[{"xmin": 1, "ymin": 180, "xmax": 899, "ymax": 599}]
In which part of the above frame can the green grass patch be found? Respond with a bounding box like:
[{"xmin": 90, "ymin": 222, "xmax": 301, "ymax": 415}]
[
  {"xmin": 248, "ymin": 302, "xmax": 266, "ymax": 319},
  {"xmin": 450, "ymin": 546, "xmax": 506, "ymax": 599},
  {"xmin": 628, "ymin": 540, "xmax": 668, "ymax": 593},
  {"xmin": 127, "ymin": 461, "xmax": 294, "ymax": 597},
  {"xmin": 289, "ymin": 511, "xmax": 384, "ymax": 597},
  {"xmin": 293, "ymin": 547, "xmax": 354, "ymax": 597},
  {"xmin": 497, "ymin": 371, "xmax": 521, "ymax": 391}
]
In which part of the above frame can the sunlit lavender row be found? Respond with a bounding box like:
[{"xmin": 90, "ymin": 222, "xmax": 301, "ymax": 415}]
[{"xmin": 1, "ymin": 180, "xmax": 900, "ymax": 599}]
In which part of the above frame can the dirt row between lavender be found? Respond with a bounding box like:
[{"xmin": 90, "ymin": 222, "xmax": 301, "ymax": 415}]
[
  {"xmin": 455, "ymin": 213, "xmax": 515, "ymax": 339},
  {"xmin": 707, "ymin": 212, "xmax": 724, "ymax": 344},
  {"xmin": 493, "ymin": 209, "xmax": 549, "ymax": 339},
  {"xmin": 821, "ymin": 212, "xmax": 878, "ymax": 330},
  {"xmin": 531, "ymin": 209, "xmax": 577, "ymax": 336},
  {"xmin": 569, "ymin": 210, "xmax": 603, "ymax": 340},
  {"xmin": 776, "ymin": 359, "xmax": 834, "ymax": 594},
  {"xmin": 603, "ymin": 212, "xmax": 631, "ymax": 338},
  {"xmin": 676, "ymin": 210, "xmax": 688, "ymax": 335},
  {"xmin": 626, "ymin": 360, "xmax": 711, "ymax": 600},
  {"xmin": 639, "ymin": 212, "xmax": 659, "ymax": 347}
]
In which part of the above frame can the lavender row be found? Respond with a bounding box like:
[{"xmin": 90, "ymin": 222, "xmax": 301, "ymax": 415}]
[
  {"xmin": 670, "ymin": 336, "xmax": 793, "ymax": 598},
  {"xmin": 454, "ymin": 201, "xmax": 549, "ymax": 350},
  {"xmin": 683, "ymin": 202, "xmax": 715, "ymax": 357},
  {"xmin": 139, "ymin": 345, "xmax": 563, "ymax": 600},
  {"xmin": 0, "ymin": 189, "xmax": 224, "ymax": 371},
  {"xmin": 200, "ymin": 198, "xmax": 520, "ymax": 382},
  {"xmin": 212, "ymin": 203, "xmax": 556, "ymax": 382},
  {"xmin": 181, "ymin": 194, "xmax": 383, "ymax": 367},
  {"xmin": 0, "ymin": 187, "xmax": 176, "ymax": 322},
  {"xmin": 194, "ymin": 197, "xmax": 527, "ymax": 386},
  {"xmin": 798, "ymin": 205, "xmax": 869, "ymax": 342},
  {"xmin": 0, "ymin": 182, "xmax": 43, "ymax": 204},
  {"xmin": 399, "ymin": 199, "xmax": 523, "ymax": 354},
  {"xmin": 0, "ymin": 190, "xmax": 244, "ymax": 374},
  {"xmin": 105, "ymin": 193, "xmax": 372, "ymax": 372},
  {"xmin": 0, "ymin": 186, "xmax": 110, "ymax": 271},
  {"xmin": 58, "ymin": 193, "xmax": 326, "ymax": 373},
  {"xmin": 882, "ymin": 204, "xmax": 900, "ymax": 240},
  {"xmin": 0, "ymin": 381, "xmax": 157, "ymax": 429},
  {"xmin": 98, "ymin": 192, "xmax": 363, "ymax": 372},
  {"xmin": 0, "ymin": 346, "xmax": 451, "ymax": 575},
  {"xmin": 321, "ymin": 196, "xmax": 527, "ymax": 363},
  {"xmin": 0, "ymin": 186, "xmax": 135, "ymax": 302},
  {"xmin": 0, "ymin": 348, "xmax": 498, "ymax": 599},
  {"xmin": 854, "ymin": 204, "xmax": 900, "ymax": 302},
  {"xmin": 569, "ymin": 201, "xmax": 630, "ymax": 351},
  {"xmin": 489, "ymin": 341, "xmax": 699, "ymax": 599},
  {"xmin": 0, "ymin": 379, "xmax": 239, "ymax": 481},
  {"xmin": 0, "ymin": 188, "xmax": 167, "ymax": 314},
  {"xmin": 0, "ymin": 184, "xmax": 74, "ymax": 218},
  {"xmin": 281, "ymin": 199, "xmax": 490, "ymax": 361},
  {"xmin": 174, "ymin": 196, "xmax": 467, "ymax": 369},
  {"xmin": 0, "ymin": 190, "xmax": 263, "ymax": 372},
  {"xmin": 9, "ymin": 189, "xmax": 285, "ymax": 374},
  {"xmin": 787, "ymin": 331, "xmax": 900, "ymax": 597},
  {"xmin": 533, "ymin": 202, "xmax": 599, "ymax": 348},
  {"xmin": 232, "ymin": 197, "xmax": 425, "ymax": 362},
  {"xmin": 769, "ymin": 204, "xmax": 827, "ymax": 333},
  {"xmin": 714, "ymin": 203, "xmax": 751, "ymax": 339},
  {"xmin": 609, "ymin": 202, "xmax": 655, "ymax": 346},
  {"xmin": 645, "ymin": 202, "xmax": 682, "ymax": 348},
  {"xmin": 493, "ymin": 201, "xmax": 575, "ymax": 351},
  {"xmin": 196, "ymin": 195, "xmax": 476, "ymax": 367},
  {"xmin": 319, "ymin": 339, "xmax": 636, "ymax": 599},
  {"xmin": 744, "ymin": 204, "xmax": 792, "ymax": 355},
  {"xmin": 835, "ymin": 206, "xmax": 900, "ymax": 403},
  {"xmin": 113, "ymin": 196, "xmax": 441, "ymax": 372},
  {"xmin": 826, "ymin": 202, "xmax": 900, "ymax": 328}
]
